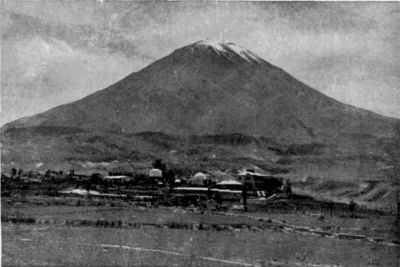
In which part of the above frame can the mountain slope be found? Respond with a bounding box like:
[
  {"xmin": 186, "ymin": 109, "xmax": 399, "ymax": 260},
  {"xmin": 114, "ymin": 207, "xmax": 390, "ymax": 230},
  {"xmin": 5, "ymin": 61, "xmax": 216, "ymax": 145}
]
[
  {"xmin": 3, "ymin": 40, "xmax": 397, "ymax": 141},
  {"xmin": 2, "ymin": 41, "xmax": 399, "ymax": 205}
]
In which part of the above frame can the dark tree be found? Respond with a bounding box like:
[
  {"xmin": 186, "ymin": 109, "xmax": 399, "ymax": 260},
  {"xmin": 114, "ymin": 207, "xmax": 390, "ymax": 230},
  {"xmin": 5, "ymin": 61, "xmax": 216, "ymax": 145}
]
[
  {"xmin": 90, "ymin": 173, "xmax": 102, "ymax": 185},
  {"xmin": 152, "ymin": 159, "xmax": 166, "ymax": 172},
  {"xmin": 349, "ymin": 200, "xmax": 356, "ymax": 217},
  {"xmin": 283, "ymin": 179, "xmax": 292, "ymax": 195},
  {"xmin": 17, "ymin": 168, "xmax": 24, "ymax": 177},
  {"xmin": 215, "ymin": 191, "xmax": 222, "ymax": 210},
  {"xmin": 165, "ymin": 169, "xmax": 175, "ymax": 184},
  {"xmin": 242, "ymin": 185, "xmax": 248, "ymax": 211},
  {"xmin": 10, "ymin": 168, "xmax": 17, "ymax": 177}
]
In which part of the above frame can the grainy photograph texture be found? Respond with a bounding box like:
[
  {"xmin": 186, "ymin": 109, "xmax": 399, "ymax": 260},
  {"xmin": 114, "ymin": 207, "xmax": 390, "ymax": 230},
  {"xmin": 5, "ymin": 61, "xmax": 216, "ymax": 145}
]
[{"xmin": 1, "ymin": 1, "xmax": 400, "ymax": 266}]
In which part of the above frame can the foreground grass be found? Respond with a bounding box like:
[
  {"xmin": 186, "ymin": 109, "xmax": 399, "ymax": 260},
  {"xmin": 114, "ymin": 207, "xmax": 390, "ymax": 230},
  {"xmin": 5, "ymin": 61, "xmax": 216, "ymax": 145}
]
[
  {"xmin": 3, "ymin": 198, "xmax": 398, "ymax": 240},
  {"xmin": 3, "ymin": 220, "xmax": 399, "ymax": 266},
  {"xmin": 3, "ymin": 197, "xmax": 399, "ymax": 266}
]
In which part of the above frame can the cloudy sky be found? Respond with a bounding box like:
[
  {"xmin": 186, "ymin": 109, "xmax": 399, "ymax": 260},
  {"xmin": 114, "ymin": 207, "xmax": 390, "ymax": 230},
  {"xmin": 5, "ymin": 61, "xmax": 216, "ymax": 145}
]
[{"xmin": 2, "ymin": 1, "xmax": 400, "ymax": 125}]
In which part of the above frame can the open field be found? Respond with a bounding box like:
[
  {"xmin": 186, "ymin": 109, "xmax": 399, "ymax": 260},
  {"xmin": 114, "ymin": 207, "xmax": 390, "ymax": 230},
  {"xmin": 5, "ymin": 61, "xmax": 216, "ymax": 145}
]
[
  {"xmin": 2, "ymin": 197, "xmax": 399, "ymax": 241},
  {"xmin": 2, "ymin": 197, "xmax": 400, "ymax": 267},
  {"xmin": 3, "ymin": 222, "xmax": 399, "ymax": 267}
]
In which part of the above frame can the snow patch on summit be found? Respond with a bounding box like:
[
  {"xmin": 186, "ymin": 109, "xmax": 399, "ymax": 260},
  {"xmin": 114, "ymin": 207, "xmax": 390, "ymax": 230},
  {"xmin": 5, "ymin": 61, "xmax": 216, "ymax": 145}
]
[
  {"xmin": 195, "ymin": 40, "xmax": 261, "ymax": 63},
  {"xmin": 196, "ymin": 40, "xmax": 226, "ymax": 52},
  {"xmin": 224, "ymin": 42, "xmax": 261, "ymax": 63}
]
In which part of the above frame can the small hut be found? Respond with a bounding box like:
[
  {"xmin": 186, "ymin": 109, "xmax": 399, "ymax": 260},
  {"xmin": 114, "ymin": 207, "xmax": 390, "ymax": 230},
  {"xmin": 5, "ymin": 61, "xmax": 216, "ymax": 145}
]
[
  {"xmin": 102, "ymin": 175, "xmax": 131, "ymax": 184},
  {"xmin": 190, "ymin": 172, "xmax": 207, "ymax": 186},
  {"xmin": 149, "ymin": 168, "xmax": 163, "ymax": 178},
  {"xmin": 237, "ymin": 168, "xmax": 282, "ymax": 195}
]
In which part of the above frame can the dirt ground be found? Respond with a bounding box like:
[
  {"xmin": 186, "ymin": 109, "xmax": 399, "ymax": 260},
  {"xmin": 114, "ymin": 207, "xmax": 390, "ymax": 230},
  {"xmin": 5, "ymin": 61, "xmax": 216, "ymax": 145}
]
[{"xmin": 2, "ymin": 197, "xmax": 399, "ymax": 267}]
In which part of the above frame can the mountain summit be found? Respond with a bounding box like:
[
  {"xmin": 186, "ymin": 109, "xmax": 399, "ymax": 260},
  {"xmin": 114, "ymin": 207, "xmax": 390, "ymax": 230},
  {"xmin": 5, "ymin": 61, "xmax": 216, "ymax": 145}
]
[
  {"xmin": 193, "ymin": 40, "xmax": 262, "ymax": 63},
  {"xmin": 3, "ymin": 40, "xmax": 397, "ymax": 141}
]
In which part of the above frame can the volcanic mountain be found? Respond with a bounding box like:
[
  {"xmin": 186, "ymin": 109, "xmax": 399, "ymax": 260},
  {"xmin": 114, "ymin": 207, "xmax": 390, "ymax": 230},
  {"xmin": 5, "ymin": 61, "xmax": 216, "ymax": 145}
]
[
  {"xmin": 2, "ymin": 40, "xmax": 399, "ymax": 205},
  {"xmin": 3, "ymin": 40, "xmax": 397, "ymax": 140}
]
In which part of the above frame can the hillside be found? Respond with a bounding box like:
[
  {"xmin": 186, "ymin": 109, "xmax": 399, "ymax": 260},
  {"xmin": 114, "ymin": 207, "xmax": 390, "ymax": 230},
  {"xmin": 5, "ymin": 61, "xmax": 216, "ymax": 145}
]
[{"xmin": 3, "ymin": 40, "xmax": 397, "ymax": 140}]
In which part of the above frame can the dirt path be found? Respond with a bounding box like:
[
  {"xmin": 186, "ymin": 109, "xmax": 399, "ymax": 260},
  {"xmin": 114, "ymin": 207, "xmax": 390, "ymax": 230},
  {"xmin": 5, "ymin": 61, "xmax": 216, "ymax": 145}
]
[{"xmin": 219, "ymin": 211, "xmax": 400, "ymax": 247}]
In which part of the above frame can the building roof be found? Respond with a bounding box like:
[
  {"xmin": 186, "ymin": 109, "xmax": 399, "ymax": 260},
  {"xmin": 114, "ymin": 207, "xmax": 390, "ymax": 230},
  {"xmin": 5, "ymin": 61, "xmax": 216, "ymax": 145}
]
[
  {"xmin": 237, "ymin": 170, "xmax": 269, "ymax": 177},
  {"xmin": 149, "ymin": 168, "xmax": 162, "ymax": 177},
  {"xmin": 193, "ymin": 172, "xmax": 207, "ymax": 179},
  {"xmin": 103, "ymin": 175, "xmax": 129, "ymax": 179},
  {"xmin": 174, "ymin": 187, "xmax": 209, "ymax": 191},
  {"xmin": 217, "ymin": 180, "xmax": 242, "ymax": 185},
  {"xmin": 60, "ymin": 189, "xmax": 100, "ymax": 195}
]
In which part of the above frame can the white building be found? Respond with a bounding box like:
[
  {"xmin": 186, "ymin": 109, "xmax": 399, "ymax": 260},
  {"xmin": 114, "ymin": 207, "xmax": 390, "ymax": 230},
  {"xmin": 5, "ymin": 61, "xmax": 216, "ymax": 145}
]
[{"xmin": 102, "ymin": 175, "xmax": 131, "ymax": 183}]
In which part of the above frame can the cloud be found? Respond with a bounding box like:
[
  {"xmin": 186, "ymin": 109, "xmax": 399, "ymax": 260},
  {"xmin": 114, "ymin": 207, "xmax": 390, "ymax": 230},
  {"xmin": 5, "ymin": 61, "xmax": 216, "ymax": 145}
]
[{"xmin": 1, "ymin": 36, "xmax": 146, "ymax": 124}]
